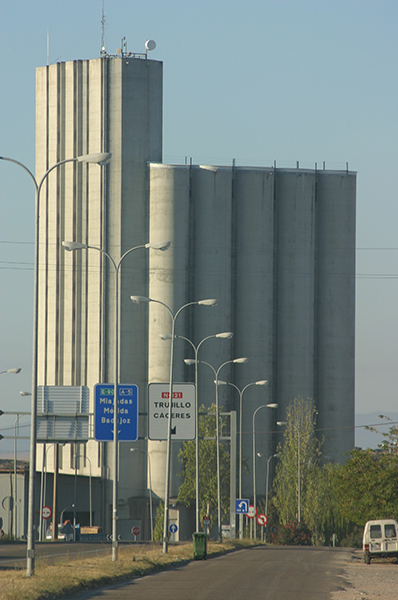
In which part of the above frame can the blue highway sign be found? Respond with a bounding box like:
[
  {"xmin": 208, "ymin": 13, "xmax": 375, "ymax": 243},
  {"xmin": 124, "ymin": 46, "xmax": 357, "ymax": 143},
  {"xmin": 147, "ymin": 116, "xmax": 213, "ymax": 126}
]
[
  {"xmin": 94, "ymin": 384, "xmax": 138, "ymax": 442},
  {"xmin": 236, "ymin": 499, "xmax": 250, "ymax": 514}
]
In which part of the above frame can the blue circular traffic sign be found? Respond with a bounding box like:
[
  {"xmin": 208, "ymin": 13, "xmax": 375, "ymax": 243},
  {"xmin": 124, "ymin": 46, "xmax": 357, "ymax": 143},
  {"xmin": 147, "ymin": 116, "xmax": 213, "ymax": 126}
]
[{"xmin": 169, "ymin": 523, "xmax": 178, "ymax": 534}]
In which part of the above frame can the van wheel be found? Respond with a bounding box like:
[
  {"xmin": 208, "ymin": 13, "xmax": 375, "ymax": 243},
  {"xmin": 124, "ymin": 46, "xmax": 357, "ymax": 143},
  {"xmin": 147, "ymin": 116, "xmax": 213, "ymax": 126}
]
[{"xmin": 364, "ymin": 553, "xmax": 370, "ymax": 565}]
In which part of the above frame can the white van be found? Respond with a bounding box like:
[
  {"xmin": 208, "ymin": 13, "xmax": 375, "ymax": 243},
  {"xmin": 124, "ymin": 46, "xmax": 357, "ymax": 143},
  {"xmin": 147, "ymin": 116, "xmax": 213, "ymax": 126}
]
[{"xmin": 362, "ymin": 519, "xmax": 398, "ymax": 564}]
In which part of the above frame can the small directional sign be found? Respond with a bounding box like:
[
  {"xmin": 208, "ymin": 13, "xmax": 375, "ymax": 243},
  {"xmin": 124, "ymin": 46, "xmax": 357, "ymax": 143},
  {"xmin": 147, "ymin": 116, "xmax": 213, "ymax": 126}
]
[
  {"xmin": 94, "ymin": 384, "xmax": 138, "ymax": 442},
  {"xmin": 236, "ymin": 499, "xmax": 250, "ymax": 514},
  {"xmin": 169, "ymin": 523, "xmax": 178, "ymax": 534}
]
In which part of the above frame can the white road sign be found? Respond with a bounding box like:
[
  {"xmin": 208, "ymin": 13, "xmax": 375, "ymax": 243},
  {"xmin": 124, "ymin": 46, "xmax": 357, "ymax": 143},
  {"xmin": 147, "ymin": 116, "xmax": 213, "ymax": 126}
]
[
  {"xmin": 247, "ymin": 505, "xmax": 257, "ymax": 519},
  {"xmin": 148, "ymin": 383, "xmax": 195, "ymax": 440}
]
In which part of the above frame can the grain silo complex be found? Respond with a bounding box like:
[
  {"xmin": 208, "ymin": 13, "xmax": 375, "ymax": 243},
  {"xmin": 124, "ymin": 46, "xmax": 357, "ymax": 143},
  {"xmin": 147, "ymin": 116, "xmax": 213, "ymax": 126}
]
[{"xmin": 34, "ymin": 51, "xmax": 356, "ymax": 541}]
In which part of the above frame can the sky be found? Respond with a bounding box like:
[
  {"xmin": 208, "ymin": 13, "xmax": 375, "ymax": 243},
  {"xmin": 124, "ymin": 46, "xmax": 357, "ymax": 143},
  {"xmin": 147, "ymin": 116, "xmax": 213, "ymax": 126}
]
[{"xmin": 0, "ymin": 0, "xmax": 397, "ymax": 454}]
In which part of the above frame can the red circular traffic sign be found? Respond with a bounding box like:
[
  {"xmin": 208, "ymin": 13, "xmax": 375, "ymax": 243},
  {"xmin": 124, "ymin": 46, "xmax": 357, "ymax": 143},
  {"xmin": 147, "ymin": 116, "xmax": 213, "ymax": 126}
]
[
  {"xmin": 42, "ymin": 505, "xmax": 52, "ymax": 520},
  {"xmin": 247, "ymin": 505, "xmax": 258, "ymax": 519},
  {"xmin": 257, "ymin": 513, "xmax": 268, "ymax": 526},
  {"xmin": 132, "ymin": 526, "xmax": 140, "ymax": 536}
]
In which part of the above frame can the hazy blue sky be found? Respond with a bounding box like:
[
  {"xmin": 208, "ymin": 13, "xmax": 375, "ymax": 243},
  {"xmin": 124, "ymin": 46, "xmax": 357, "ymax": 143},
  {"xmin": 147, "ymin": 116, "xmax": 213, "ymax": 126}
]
[{"xmin": 1, "ymin": 0, "xmax": 397, "ymax": 453}]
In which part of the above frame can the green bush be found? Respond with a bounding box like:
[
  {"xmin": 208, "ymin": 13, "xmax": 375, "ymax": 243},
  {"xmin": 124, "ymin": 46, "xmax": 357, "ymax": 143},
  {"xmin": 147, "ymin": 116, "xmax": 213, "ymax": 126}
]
[{"xmin": 270, "ymin": 521, "xmax": 312, "ymax": 546}]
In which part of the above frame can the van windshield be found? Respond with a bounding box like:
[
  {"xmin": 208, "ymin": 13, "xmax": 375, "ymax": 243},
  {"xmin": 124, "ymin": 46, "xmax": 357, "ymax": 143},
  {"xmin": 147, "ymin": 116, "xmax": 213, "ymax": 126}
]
[
  {"xmin": 370, "ymin": 525, "xmax": 382, "ymax": 539},
  {"xmin": 385, "ymin": 524, "xmax": 397, "ymax": 538}
]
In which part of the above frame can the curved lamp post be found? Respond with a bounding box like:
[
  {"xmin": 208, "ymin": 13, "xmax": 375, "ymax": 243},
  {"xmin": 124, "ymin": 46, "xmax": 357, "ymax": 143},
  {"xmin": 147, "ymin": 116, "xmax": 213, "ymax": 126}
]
[
  {"xmin": 186, "ymin": 357, "xmax": 249, "ymax": 542},
  {"xmin": 0, "ymin": 368, "xmax": 21, "ymax": 374},
  {"xmin": 63, "ymin": 240, "xmax": 170, "ymax": 561},
  {"xmin": 1, "ymin": 151, "xmax": 111, "ymax": 576},
  {"xmin": 161, "ymin": 331, "xmax": 233, "ymax": 532},
  {"xmin": 252, "ymin": 403, "xmax": 278, "ymax": 539},
  {"xmin": 130, "ymin": 295, "xmax": 218, "ymax": 553},
  {"xmin": 217, "ymin": 379, "xmax": 268, "ymax": 539},
  {"xmin": 265, "ymin": 453, "xmax": 279, "ymax": 542},
  {"xmin": 277, "ymin": 420, "xmax": 301, "ymax": 522},
  {"xmin": 74, "ymin": 455, "xmax": 92, "ymax": 528}
]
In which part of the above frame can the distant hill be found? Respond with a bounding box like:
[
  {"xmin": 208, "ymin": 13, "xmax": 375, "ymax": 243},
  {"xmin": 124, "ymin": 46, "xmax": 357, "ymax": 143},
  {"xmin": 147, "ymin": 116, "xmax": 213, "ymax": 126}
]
[{"xmin": 0, "ymin": 458, "xmax": 29, "ymax": 471}]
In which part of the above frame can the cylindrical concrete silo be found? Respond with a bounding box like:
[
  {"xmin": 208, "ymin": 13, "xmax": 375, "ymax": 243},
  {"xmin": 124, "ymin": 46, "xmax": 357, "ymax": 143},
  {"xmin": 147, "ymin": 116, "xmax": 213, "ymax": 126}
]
[
  {"xmin": 275, "ymin": 170, "xmax": 317, "ymax": 414},
  {"xmin": 190, "ymin": 166, "xmax": 235, "ymax": 416},
  {"xmin": 316, "ymin": 170, "xmax": 356, "ymax": 463},
  {"xmin": 147, "ymin": 164, "xmax": 191, "ymax": 499},
  {"xmin": 233, "ymin": 167, "xmax": 276, "ymax": 500}
]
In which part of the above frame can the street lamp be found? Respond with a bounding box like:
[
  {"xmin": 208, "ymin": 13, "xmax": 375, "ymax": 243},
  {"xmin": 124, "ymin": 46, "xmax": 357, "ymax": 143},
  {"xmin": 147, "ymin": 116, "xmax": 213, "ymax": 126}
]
[
  {"xmin": 60, "ymin": 503, "xmax": 75, "ymax": 526},
  {"xmin": 214, "ymin": 359, "xmax": 248, "ymax": 542},
  {"xmin": 265, "ymin": 453, "xmax": 279, "ymax": 542},
  {"xmin": 217, "ymin": 379, "xmax": 268, "ymax": 539},
  {"xmin": 1, "ymin": 151, "xmax": 111, "ymax": 576},
  {"xmin": 252, "ymin": 403, "xmax": 278, "ymax": 539},
  {"xmin": 130, "ymin": 448, "xmax": 153, "ymax": 540},
  {"xmin": 38, "ymin": 443, "xmax": 53, "ymax": 541},
  {"xmin": 277, "ymin": 421, "xmax": 301, "ymax": 522},
  {"xmin": 161, "ymin": 331, "xmax": 233, "ymax": 532},
  {"xmin": 186, "ymin": 357, "xmax": 248, "ymax": 542},
  {"xmin": 130, "ymin": 295, "xmax": 218, "ymax": 553},
  {"xmin": 0, "ymin": 368, "xmax": 21, "ymax": 374},
  {"xmin": 63, "ymin": 240, "xmax": 170, "ymax": 560},
  {"xmin": 75, "ymin": 455, "xmax": 92, "ymax": 528}
]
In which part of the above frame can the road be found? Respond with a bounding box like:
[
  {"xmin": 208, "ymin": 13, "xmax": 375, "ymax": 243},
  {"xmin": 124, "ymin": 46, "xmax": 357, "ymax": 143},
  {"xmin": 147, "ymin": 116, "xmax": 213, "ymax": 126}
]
[{"xmin": 68, "ymin": 545, "xmax": 352, "ymax": 600}]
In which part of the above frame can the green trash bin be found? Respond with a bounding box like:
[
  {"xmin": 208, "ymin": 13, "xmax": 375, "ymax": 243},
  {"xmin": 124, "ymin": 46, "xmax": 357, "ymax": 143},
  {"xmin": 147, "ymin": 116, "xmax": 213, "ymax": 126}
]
[{"xmin": 192, "ymin": 532, "xmax": 207, "ymax": 560}]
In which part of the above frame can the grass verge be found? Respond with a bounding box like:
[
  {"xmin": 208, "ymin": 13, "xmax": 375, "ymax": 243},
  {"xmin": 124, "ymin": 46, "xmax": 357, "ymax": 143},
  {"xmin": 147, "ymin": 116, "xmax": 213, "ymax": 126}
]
[{"xmin": 0, "ymin": 539, "xmax": 258, "ymax": 600}]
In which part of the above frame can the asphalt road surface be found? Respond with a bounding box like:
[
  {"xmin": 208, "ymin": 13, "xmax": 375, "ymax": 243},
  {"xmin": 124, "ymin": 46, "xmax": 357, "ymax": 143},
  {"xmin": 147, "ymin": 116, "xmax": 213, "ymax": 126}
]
[{"xmin": 72, "ymin": 546, "xmax": 352, "ymax": 600}]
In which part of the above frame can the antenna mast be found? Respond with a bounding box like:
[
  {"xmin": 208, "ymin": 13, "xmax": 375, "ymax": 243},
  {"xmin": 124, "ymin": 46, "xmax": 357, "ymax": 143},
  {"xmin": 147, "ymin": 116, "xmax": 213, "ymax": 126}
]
[{"xmin": 100, "ymin": 1, "xmax": 106, "ymax": 55}]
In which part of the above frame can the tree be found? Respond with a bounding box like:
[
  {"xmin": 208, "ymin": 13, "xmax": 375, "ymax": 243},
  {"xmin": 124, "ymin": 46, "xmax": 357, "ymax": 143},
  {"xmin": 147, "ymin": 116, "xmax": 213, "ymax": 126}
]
[
  {"xmin": 366, "ymin": 414, "xmax": 398, "ymax": 453},
  {"xmin": 272, "ymin": 397, "xmax": 323, "ymax": 528},
  {"xmin": 332, "ymin": 448, "xmax": 398, "ymax": 526},
  {"xmin": 176, "ymin": 404, "xmax": 230, "ymax": 523},
  {"xmin": 153, "ymin": 502, "xmax": 165, "ymax": 542}
]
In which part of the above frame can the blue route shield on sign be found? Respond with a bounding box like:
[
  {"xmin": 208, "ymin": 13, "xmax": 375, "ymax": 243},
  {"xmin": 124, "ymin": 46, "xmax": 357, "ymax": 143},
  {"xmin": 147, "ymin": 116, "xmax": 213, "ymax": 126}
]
[{"xmin": 94, "ymin": 384, "xmax": 138, "ymax": 442}]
